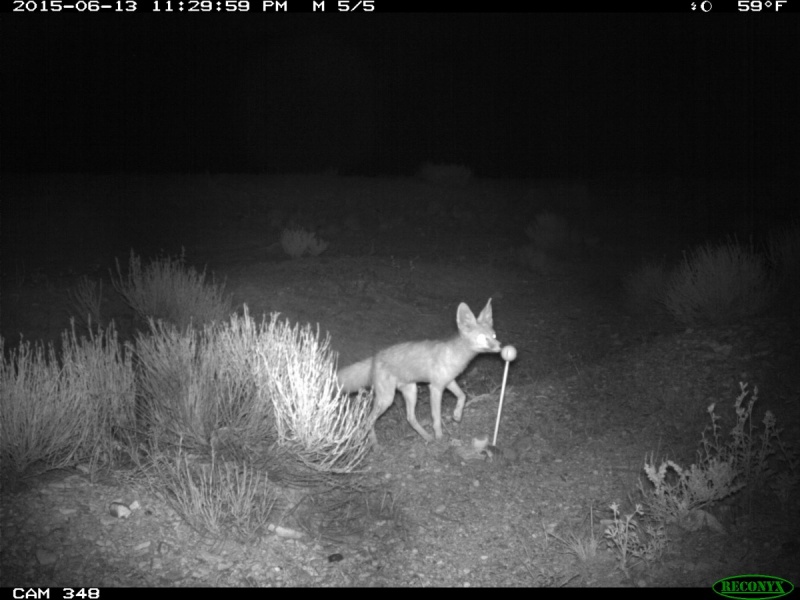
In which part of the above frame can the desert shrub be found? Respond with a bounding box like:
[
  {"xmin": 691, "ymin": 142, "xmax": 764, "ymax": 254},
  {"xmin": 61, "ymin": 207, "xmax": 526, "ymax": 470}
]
[
  {"xmin": 112, "ymin": 249, "xmax": 232, "ymax": 330},
  {"xmin": 280, "ymin": 227, "xmax": 329, "ymax": 259},
  {"xmin": 146, "ymin": 449, "xmax": 276, "ymax": 542},
  {"xmin": 134, "ymin": 308, "xmax": 371, "ymax": 473},
  {"xmin": 0, "ymin": 323, "xmax": 136, "ymax": 477},
  {"xmin": 663, "ymin": 239, "xmax": 774, "ymax": 326},
  {"xmin": 611, "ymin": 383, "xmax": 799, "ymax": 569},
  {"xmin": 253, "ymin": 313, "xmax": 372, "ymax": 473},
  {"xmin": 417, "ymin": 162, "xmax": 473, "ymax": 187},
  {"xmin": 622, "ymin": 259, "xmax": 669, "ymax": 315},
  {"xmin": 134, "ymin": 312, "xmax": 272, "ymax": 455},
  {"xmin": 641, "ymin": 383, "xmax": 797, "ymax": 532},
  {"xmin": 133, "ymin": 308, "xmax": 372, "ymax": 543}
]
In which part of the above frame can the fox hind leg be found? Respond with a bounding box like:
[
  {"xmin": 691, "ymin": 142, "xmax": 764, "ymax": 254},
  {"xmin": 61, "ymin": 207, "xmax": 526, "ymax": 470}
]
[
  {"xmin": 399, "ymin": 383, "xmax": 434, "ymax": 442},
  {"xmin": 369, "ymin": 375, "xmax": 400, "ymax": 447}
]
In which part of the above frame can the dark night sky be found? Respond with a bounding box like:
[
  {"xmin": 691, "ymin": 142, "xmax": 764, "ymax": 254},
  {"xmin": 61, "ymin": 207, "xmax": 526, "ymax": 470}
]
[{"xmin": 1, "ymin": 13, "xmax": 798, "ymax": 178}]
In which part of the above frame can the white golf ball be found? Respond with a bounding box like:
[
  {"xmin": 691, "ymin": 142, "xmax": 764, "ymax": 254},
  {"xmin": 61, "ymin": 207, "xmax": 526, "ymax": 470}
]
[{"xmin": 501, "ymin": 345, "xmax": 517, "ymax": 361}]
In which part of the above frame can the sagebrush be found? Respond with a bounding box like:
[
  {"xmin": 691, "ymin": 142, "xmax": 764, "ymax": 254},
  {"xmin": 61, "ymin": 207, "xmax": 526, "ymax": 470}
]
[
  {"xmin": 134, "ymin": 308, "xmax": 372, "ymax": 473},
  {"xmin": 112, "ymin": 248, "xmax": 232, "ymax": 330},
  {"xmin": 0, "ymin": 323, "xmax": 136, "ymax": 477},
  {"xmin": 663, "ymin": 240, "xmax": 774, "ymax": 325},
  {"xmin": 280, "ymin": 227, "xmax": 329, "ymax": 258}
]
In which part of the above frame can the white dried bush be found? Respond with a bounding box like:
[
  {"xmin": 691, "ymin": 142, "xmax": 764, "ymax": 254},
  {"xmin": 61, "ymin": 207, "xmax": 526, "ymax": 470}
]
[
  {"xmin": 254, "ymin": 313, "xmax": 372, "ymax": 473},
  {"xmin": 112, "ymin": 249, "xmax": 232, "ymax": 330},
  {"xmin": 0, "ymin": 323, "xmax": 136, "ymax": 476},
  {"xmin": 280, "ymin": 227, "xmax": 329, "ymax": 258},
  {"xmin": 664, "ymin": 240, "xmax": 774, "ymax": 326},
  {"xmin": 134, "ymin": 307, "xmax": 370, "ymax": 473}
]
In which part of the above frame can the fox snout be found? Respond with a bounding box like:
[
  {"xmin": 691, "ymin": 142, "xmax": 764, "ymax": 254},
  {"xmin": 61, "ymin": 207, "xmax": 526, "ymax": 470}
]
[
  {"xmin": 486, "ymin": 335, "xmax": 502, "ymax": 352},
  {"xmin": 475, "ymin": 331, "xmax": 501, "ymax": 353}
]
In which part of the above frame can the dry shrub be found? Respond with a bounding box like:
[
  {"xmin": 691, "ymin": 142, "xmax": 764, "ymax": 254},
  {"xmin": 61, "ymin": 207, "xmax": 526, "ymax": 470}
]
[
  {"xmin": 664, "ymin": 239, "xmax": 774, "ymax": 326},
  {"xmin": 253, "ymin": 313, "xmax": 372, "ymax": 473},
  {"xmin": 134, "ymin": 312, "xmax": 273, "ymax": 455},
  {"xmin": 0, "ymin": 323, "xmax": 136, "ymax": 477},
  {"xmin": 134, "ymin": 308, "xmax": 371, "ymax": 473},
  {"xmin": 146, "ymin": 450, "xmax": 276, "ymax": 542},
  {"xmin": 641, "ymin": 383, "xmax": 797, "ymax": 531},
  {"xmin": 112, "ymin": 248, "xmax": 232, "ymax": 330},
  {"xmin": 280, "ymin": 227, "xmax": 329, "ymax": 258}
]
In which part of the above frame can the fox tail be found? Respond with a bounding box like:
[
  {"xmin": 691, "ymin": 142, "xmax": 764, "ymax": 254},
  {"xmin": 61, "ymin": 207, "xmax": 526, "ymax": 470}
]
[{"xmin": 337, "ymin": 357, "xmax": 374, "ymax": 393}]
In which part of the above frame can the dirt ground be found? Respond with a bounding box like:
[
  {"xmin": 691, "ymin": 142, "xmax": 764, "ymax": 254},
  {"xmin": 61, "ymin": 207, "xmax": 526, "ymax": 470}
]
[{"xmin": 2, "ymin": 174, "xmax": 798, "ymax": 587}]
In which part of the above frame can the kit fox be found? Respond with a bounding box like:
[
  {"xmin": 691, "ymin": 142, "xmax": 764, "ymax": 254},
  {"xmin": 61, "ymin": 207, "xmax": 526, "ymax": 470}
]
[{"xmin": 338, "ymin": 299, "xmax": 501, "ymax": 445}]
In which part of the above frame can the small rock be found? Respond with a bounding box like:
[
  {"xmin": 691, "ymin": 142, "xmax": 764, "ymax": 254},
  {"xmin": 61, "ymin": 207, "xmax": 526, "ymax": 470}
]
[{"xmin": 109, "ymin": 503, "xmax": 131, "ymax": 519}]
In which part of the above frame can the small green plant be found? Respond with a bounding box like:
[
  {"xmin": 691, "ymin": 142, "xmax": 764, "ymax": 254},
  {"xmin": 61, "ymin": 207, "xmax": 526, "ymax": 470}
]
[
  {"xmin": 663, "ymin": 239, "xmax": 774, "ymax": 326},
  {"xmin": 603, "ymin": 502, "xmax": 668, "ymax": 574},
  {"xmin": 548, "ymin": 530, "xmax": 599, "ymax": 563},
  {"xmin": 546, "ymin": 507, "xmax": 599, "ymax": 563},
  {"xmin": 112, "ymin": 248, "xmax": 232, "ymax": 330},
  {"xmin": 280, "ymin": 227, "xmax": 329, "ymax": 259}
]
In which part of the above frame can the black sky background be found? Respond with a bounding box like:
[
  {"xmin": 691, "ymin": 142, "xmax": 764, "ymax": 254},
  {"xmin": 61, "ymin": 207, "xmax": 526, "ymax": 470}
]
[{"xmin": 1, "ymin": 13, "xmax": 798, "ymax": 180}]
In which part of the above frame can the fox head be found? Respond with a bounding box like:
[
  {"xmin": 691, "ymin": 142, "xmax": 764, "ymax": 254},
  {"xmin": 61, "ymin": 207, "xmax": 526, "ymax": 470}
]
[{"xmin": 457, "ymin": 299, "xmax": 502, "ymax": 353}]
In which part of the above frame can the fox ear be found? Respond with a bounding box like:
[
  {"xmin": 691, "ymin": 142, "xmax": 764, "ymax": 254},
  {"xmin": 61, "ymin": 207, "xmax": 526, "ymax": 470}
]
[
  {"xmin": 476, "ymin": 298, "xmax": 493, "ymax": 326},
  {"xmin": 456, "ymin": 302, "xmax": 477, "ymax": 329}
]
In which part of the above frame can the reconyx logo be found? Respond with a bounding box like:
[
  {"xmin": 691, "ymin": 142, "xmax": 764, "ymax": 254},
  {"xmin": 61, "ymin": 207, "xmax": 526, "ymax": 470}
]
[{"xmin": 713, "ymin": 574, "xmax": 794, "ymax": 600}]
